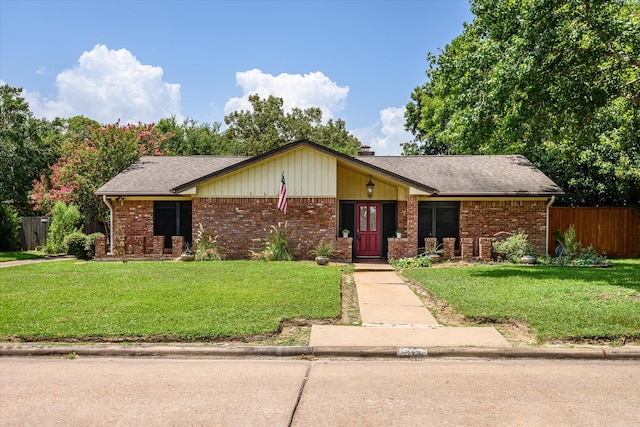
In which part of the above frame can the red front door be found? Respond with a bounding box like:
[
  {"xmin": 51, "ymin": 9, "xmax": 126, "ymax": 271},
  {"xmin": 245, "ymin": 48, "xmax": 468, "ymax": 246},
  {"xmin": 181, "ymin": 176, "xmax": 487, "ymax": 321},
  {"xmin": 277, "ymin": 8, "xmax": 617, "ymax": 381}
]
[{"xmin": 356, "ymin": 203, "xmax": 381, "ymax": 257}]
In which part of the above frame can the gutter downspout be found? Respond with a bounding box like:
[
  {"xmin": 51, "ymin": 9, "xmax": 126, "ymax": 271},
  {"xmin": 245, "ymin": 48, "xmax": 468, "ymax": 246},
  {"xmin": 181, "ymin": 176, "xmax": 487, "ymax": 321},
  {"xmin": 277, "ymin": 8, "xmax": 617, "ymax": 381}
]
[
  {"xmin": 546, "ymin": 195, "xmax": 556, "ymax": 256},
  {"xmin": 103, "ymin": 195, "xmax": 114, "ymax": 254}
]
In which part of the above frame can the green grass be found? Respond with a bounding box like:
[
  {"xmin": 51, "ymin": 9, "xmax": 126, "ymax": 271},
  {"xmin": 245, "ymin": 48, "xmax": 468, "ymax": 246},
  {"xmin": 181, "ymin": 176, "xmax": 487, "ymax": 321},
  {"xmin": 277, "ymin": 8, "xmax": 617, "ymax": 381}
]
[
  {"xmin": 0, "ymin": 260, "xmax": 342, "ymax": 341},
  {"xmin": 0, "ymin": 251, "xmax": 45, "ymax": 262},
  {"xmin": 403, "ymin": 260, "xmax": 640, "ymax": 343}
]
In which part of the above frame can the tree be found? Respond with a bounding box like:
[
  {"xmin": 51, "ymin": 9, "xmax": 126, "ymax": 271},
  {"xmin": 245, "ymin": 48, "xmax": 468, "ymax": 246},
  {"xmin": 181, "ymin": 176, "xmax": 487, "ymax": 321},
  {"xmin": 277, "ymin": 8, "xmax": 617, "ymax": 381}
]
[
  {"xmin": 223, "ymin": 95, "xmax": 361, "ymax": 156},
  {"xmin": 0, "ymin": 85, "xmax": 62, "ymax": 211},
  {"xmin": 0, "ymin": 203, "xmax": 21, "ymax": 251},
  {"xmin": 31, "ymin": 121, "xmax": 170, "ymax": 227},
  {"xmin": 157, "ymin": 116, "xmax": 228, "ymax": 155},
  {"xmin": 405, "ymin": 0, "xmax": 640, "ymax": 206}
]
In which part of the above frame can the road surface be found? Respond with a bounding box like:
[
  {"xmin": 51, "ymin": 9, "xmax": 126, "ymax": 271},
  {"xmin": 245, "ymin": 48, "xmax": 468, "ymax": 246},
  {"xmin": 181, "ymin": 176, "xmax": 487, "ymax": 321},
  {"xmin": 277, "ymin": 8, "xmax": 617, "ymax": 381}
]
[{"xmin": 2, "ymin": 357, "xmax": 639, "ymax": 426}]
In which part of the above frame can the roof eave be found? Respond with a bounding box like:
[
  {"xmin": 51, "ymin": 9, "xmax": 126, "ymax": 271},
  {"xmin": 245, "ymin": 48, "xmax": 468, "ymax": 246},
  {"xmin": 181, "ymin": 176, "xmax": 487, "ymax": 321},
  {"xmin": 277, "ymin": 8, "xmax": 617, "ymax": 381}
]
[{"xmin": 435, "ymin": 191, "xmax": 565, "ymax": 197}]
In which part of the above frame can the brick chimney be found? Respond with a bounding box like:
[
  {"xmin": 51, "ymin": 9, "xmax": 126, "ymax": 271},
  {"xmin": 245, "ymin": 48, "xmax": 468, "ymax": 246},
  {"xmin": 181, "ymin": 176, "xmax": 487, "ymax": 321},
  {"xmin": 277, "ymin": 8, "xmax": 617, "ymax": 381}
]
[{"xmin": 358, "ymin": 145, "xmax": 375, "ymax": 156}]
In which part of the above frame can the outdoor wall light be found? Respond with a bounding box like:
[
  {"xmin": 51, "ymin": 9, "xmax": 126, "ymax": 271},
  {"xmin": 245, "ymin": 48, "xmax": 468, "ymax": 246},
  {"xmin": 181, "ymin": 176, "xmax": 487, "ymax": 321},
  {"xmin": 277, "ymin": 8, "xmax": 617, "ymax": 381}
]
[{"xmin": 366, "ymin": 176, "xmax": 375, "ymax": 199}]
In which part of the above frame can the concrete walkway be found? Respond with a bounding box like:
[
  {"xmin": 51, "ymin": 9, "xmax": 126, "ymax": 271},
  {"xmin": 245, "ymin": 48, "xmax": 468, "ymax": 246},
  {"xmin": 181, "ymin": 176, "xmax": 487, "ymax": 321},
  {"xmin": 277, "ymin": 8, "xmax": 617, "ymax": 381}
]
[{"xmin": 310, "ymin": 263, "xmax": 511, "ymax": 348}]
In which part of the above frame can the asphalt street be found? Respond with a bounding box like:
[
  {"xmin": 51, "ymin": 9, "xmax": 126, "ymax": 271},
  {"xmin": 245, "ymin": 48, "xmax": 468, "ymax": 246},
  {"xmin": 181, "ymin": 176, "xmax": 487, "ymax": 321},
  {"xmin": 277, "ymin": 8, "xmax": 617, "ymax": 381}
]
[{"xmin": 1, "ymin": 357, "xmax": 639, "ymax": 426}]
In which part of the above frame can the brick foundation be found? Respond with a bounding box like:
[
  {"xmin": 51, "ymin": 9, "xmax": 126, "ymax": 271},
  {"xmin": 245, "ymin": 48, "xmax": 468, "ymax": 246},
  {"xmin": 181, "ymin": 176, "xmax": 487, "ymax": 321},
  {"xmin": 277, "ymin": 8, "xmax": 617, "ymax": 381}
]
[
  {"xmin": 388, "ymin": 237, "xmax": 416, "ymax": 260},
  {"xmin": 334, "ymin": 237, "xmax": 353, "ymax": 263},
  {"xmin": 95, "ymin": 235, "xmax": 107, "ymax": 257},
  {"xmin": 424, "ymin": 237, "xmax": 437, "ymax": 253},
  {"xmin": 172, "ymin": 236, "xmax": 184, "ymax": 257},
  {"xmin": 443, "ymin": 237, "xmax": 456, "ymax": 260},
  {"xmin": 461, "ymin": 237, "xmax": 474, "ymax": 260},
  {"xmin": 479, "ymin": 237, "xmax": 493, "ymax": 261}
]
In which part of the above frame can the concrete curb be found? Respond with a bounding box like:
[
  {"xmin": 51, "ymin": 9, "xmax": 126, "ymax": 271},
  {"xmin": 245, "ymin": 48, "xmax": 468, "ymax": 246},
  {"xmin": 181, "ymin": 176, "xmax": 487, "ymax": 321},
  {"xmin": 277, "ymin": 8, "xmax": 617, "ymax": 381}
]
[{"xmin": 2, "ymin": 344, "xmax": 640, "ymax": 360}]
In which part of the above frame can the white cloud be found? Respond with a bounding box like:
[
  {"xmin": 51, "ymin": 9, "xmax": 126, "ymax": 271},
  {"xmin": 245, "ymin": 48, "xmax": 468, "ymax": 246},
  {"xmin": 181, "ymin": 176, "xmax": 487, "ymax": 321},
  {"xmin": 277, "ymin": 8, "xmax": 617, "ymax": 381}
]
[
  {"xmin": 352, "ymin": 106, "xmax": 412, "ymax": 156},
  {"xmin": 25, "ymin": 44, "xmax": 181, "ymax": 124},
  {"xmin": 224, "ymin": 69, "xmax": 349, "ymax": 120}
]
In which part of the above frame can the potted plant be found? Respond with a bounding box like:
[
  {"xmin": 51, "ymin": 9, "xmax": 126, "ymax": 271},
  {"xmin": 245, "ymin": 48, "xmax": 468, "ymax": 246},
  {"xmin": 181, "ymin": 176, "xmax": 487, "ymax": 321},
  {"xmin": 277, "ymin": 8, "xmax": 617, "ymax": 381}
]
[
  {"xmin": 342, "ymin": 229, "xmax": 350, "ymax": 238},
  {"xmin": 309, "ymin": 238, "xmax": 334, "ymax": 265},
  {"xmin": 424, "ymin": 241, "xmax": 445, "ymax": 262},
  {"xmin": 180, "ymin": 242, "xmax": 195, "ymax": 262},
  {"xmin": 520, "ymin": 243, "xmax": 537, "ymax": 265},
  {"xmin": 396, "ymin": 230, "xmax": 403, "ymax": 238}
]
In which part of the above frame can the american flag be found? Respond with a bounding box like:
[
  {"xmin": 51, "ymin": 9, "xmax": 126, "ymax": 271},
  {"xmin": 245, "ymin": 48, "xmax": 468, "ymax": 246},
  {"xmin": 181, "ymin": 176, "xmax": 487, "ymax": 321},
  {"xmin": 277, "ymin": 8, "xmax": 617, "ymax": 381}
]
[{"xmin": 277, "ymin": 172, "xmax": 287, "ymax": 214}]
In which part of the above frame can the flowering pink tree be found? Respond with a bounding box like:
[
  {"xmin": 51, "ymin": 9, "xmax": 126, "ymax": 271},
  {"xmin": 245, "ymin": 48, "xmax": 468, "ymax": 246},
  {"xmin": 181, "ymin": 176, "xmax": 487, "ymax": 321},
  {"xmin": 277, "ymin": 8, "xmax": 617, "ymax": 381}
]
[{"xmin": 31, "ymin": 120, "xmax": 170, "ymax": 226}]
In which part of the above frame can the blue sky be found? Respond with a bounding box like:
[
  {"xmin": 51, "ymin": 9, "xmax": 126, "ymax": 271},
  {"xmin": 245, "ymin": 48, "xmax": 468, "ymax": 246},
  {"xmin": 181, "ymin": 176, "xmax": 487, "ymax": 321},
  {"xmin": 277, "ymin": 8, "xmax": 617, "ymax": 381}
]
[{"xmin": 0, "ymin": 0, "xmax": 473, "ymax": 155}]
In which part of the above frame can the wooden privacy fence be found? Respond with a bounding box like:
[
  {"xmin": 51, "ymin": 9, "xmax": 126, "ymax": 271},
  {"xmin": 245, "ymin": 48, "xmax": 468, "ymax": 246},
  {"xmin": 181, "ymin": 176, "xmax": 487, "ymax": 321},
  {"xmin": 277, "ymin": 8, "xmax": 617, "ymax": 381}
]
[
  {"xmin": 548, "ymin": 207, "xmax": 640, "ymax": 258},
  {"xmin": 19, "ymin": 218, "xmax": 105, "ymax": 250},
  {"xmin": 20, "ymin": 216, "xmax": 49, "ymax": 251}
]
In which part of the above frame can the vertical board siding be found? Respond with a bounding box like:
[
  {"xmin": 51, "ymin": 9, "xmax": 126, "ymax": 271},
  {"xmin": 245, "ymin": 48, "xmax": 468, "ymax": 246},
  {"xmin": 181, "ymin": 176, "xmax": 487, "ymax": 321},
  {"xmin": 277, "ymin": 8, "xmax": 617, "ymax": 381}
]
[
  {"xmin": 19, "ymin": 217, "xmax": 49, "ymax": 250},
  {"xmin": 549, "ymin": 207, "xmax": 640, "ymax": 258},
  {"xmin": 337, "ymin": 167, "xmax": 400, "ymax": 200},
  {"xmin": 196, "ymin": 146, "xmax": 337, "ymax": 197}
]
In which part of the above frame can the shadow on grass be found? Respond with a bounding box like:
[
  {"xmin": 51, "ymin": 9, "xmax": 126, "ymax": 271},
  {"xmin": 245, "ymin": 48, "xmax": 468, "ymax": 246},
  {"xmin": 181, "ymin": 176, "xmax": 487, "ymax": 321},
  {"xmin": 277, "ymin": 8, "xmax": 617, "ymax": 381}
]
[
  {"xmin": 466, "ymin": 260, "xmax": 640, "ymax": 292},
  {"xmin": 0, "ymin": 251, "xmax": 45, "ymax": 262}
]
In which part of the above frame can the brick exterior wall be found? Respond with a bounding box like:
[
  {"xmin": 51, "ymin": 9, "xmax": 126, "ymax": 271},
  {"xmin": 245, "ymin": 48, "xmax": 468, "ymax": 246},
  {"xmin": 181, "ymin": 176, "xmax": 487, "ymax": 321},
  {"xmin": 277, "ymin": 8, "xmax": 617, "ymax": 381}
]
[
  {"xmin": 112, "ymin": 201, "xmax": 154, "ymax": 254},
  {"xmin": 193, "ymin": 197, "xmax": 336, "ymax": 260},
  {"xmin": 459, "ymin": 200, "xmax": 548, "ymax": 255},
  {"xmin": 106, "ymin": 197, "xmax": 548, "ymax": 261}
]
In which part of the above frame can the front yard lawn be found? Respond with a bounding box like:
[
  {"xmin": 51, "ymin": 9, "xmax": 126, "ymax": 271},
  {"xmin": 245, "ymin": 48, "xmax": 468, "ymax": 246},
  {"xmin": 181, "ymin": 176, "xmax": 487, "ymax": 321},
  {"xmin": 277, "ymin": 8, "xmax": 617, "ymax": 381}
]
[
  {"xmin": 0, "ymin": 251, "xmax": 45, "ymax": 262},
  {"xmin": 403, "ymin": 259, "xmax": 640, "ymax": 343},
  {"xmin": 0, "ymin": 261, "xmax": 342, "ymax": 341}
]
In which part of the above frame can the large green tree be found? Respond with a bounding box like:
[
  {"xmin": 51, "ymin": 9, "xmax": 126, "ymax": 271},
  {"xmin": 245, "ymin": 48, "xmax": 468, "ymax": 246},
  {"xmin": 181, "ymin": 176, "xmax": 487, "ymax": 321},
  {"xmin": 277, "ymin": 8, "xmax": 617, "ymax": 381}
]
[
  {"xmin": 157, "ymin": 116, "xmax": 230, "ymax": 155},
  {"xmin": 224, "ymin": 95, "xmax": 361, "ymax": 156},
  {"xmin": 405, "ymin": 0, "xmax": 639, "ymax": 206},
  {"xmin": 0, "ymin": 85, "xmax": 62, "ymax": 211},
  {"xmin": 31, "ymin": 121, "xmax": 170, "ymax": 226}
]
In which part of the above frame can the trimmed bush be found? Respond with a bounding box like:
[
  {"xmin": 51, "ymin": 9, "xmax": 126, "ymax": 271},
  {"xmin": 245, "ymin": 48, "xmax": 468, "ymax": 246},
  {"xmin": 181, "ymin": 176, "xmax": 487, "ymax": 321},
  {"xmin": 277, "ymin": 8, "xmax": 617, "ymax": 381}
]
[
  {"xmin": 63, "ymin": 232, "xmax": 89, "ymax": 259},
  {"xmin": 0, "ymin": 203, "xmax": 20, "ymax": 251},
  {"xmin": 492, "ymin": 232, "xmax": 532, "ymax": 263}
]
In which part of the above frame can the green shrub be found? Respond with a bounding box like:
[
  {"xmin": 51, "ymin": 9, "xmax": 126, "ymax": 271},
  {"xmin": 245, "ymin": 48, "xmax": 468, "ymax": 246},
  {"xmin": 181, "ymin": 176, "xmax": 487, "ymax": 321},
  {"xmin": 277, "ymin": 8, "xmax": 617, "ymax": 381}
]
[
  {"xmin": 45, "ymin": 202, "xmax": 81, "ymax": 254},
  {"xmin": 552, "ymin": 225, "xmax": 611, "ymax": 267},
  {"xmin": 0, "ymin": 203, "xmax": 20, "ymax": 251},
  {"xmin": 63, "ymin": 232, "xmax": 89, "ymax": 259},
  {"xmin": 193, "ymin": 223, "xmax": 225, "ymax": 261},
  {"xmin": 264, "ymin": 222, "xmax": 292, "ymax": 261},
  {"xmin": 492, "ymin": 232, "xmax": 532, "ymax": 263},
  {"xmin": 85, "ymin": 232, "xmax": 103, "ymax": 259},
  {"xmin": 389, "ymin": 254, "xmax": 433, "ymax": 269}
]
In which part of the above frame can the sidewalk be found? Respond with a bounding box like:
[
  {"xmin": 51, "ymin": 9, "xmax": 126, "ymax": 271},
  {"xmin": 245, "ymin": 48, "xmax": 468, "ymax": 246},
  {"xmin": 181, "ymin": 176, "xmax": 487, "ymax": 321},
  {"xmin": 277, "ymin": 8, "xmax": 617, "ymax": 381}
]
[{"xmin": 309, "ymin": 263, "xmax": 512, "ymax": 348}]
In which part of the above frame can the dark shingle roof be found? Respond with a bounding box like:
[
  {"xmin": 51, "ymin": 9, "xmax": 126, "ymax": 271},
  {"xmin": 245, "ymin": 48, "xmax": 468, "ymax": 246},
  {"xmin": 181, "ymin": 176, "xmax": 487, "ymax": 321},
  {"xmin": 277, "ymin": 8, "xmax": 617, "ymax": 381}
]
[
  {"xmin": 95, "ymin": 142, "xmax": 563, "ymax": 197},
  {"xmin": 357, "ymin": 155, "xmax": 564, "ymax": 196},
  {"xmin": 95, "ymin": 156, "xmax": 247, "ymax": 196}
]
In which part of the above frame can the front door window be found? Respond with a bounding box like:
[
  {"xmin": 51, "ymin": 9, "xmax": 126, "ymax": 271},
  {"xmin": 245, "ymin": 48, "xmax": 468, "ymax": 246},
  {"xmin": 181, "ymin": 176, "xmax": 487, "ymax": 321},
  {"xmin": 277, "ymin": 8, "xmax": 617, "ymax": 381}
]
[{"xmin": 356, "ymin": 203, "xmax": 381, "ymax": 257}]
